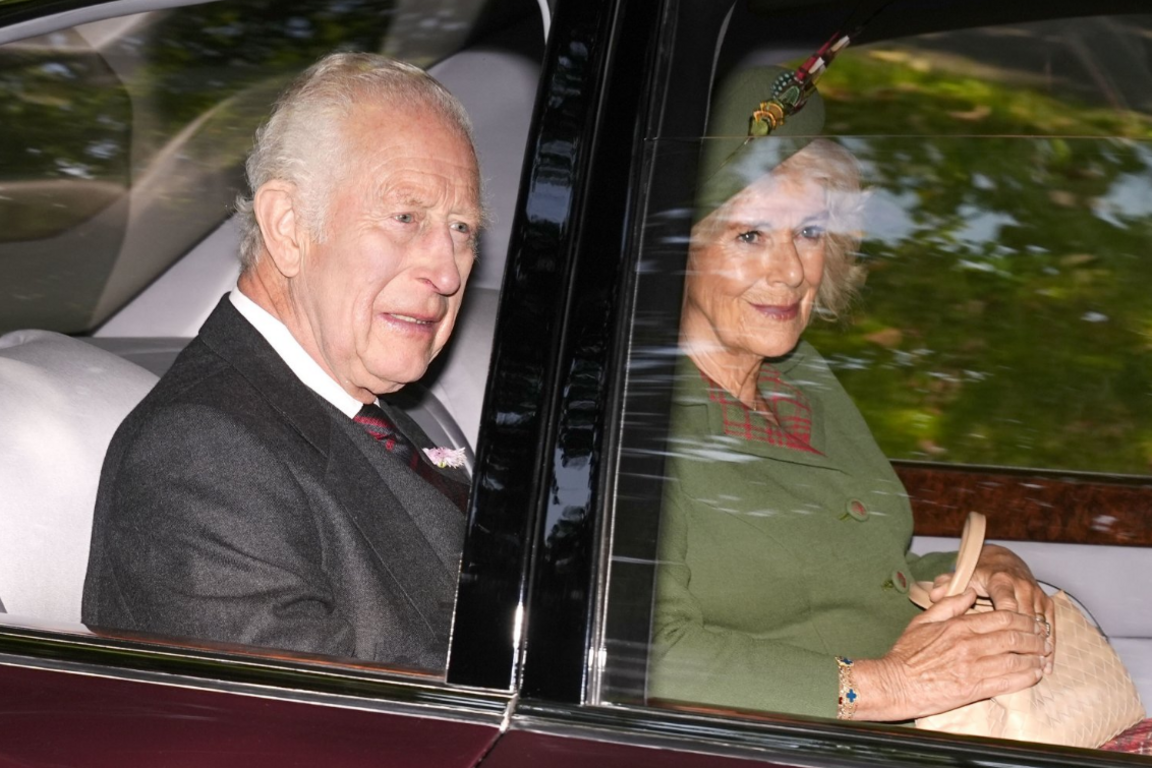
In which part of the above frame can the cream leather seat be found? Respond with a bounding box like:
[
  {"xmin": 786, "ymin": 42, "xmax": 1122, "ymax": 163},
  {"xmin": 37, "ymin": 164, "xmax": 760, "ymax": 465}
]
[
  {"xmin": 0, "ymin": 330, "xmax": 157, "ymax": 623},
  {"xmin": 0, "ymin": 327, "xmax": 475, "ymax": 623}
]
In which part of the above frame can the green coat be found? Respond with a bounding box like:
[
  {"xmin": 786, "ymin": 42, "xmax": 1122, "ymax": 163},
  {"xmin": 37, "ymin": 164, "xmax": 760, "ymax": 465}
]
[{"xmin": 649, "ymin": 342, "xmax": 954, "ymax": 718}]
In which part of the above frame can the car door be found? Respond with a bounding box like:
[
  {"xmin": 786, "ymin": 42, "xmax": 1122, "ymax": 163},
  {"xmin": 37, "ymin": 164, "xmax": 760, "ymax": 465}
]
[{"xmin": 482, "ymin": 0, "xmax": 1152, "ymax": 765}]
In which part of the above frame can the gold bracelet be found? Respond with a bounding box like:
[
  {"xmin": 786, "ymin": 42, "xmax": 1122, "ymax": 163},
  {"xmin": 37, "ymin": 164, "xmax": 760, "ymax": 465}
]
[{"xmin": 836, "ymin": 656, "xmax": 858, "ymax": 720}]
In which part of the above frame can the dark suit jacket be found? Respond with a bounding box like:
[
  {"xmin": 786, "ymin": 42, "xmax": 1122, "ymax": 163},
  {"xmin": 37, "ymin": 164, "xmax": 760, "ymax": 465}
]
[{"xmin": 82, "ymin": 298, "xmax": 466, "ymax": 671}]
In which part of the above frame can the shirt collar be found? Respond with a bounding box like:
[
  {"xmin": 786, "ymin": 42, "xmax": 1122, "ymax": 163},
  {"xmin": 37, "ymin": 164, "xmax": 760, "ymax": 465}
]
[
  {"xmin": 229, "ymin": 289, "xmax": 365, "ymax": 418},
  {"xmin": 675, "ymin": 351, "xmax": 823, "ymax": 457}
]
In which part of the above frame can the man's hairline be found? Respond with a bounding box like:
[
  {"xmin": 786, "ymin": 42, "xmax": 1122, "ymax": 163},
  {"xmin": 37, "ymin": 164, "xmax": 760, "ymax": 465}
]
[{"xmin": 241, "ymin": 94, "xmax": 484, "ymax": 276}]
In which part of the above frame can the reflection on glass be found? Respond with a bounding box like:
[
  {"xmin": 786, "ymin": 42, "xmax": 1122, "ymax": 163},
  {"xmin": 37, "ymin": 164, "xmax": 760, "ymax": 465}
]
[
  {"xmin": 610, "ymin": 133, "xmax": 1152, "ymax": 731},
  {"xmin": 624, "ymin": 135, "xmax": 1152, "ymax": 481},
  {"xmin": 810, "ymin": 16, "xmax": 1152, "ymax": 138},
  {"xmin": 803, "ymin": 137, "xmax": 1152, "ymax": 476},
  {"xmin": 601, "ymin": 12, "xmax": 1152, "ymax": 746},
  {"xmin": 0, "ymin": 0, "xmax": 493, "ymax": 335}
]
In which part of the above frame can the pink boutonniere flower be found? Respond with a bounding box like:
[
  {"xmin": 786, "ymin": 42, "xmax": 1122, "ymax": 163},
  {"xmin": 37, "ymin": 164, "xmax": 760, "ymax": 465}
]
[{"xmin": 423, "ymin": 446, "xmax": 467, "ymax": 469}]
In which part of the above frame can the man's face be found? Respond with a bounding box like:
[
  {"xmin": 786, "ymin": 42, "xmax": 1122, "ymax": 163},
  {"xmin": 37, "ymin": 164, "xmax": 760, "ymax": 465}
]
[{"xmin": 290, "ymin": 103, "xmax": 481, "ymax": 400}]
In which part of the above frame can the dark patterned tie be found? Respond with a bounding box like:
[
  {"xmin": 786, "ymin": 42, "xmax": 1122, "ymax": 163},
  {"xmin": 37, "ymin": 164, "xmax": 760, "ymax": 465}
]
[{"xmin": 353, "ymin": 403, "xmax": 468, "ymax": 512}]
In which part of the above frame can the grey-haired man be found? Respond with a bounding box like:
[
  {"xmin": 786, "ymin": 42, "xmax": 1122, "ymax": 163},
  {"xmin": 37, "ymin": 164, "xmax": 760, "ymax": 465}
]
[{"xmin": 83, "ymin": 53, "xmax": 479, "ymax": 670}]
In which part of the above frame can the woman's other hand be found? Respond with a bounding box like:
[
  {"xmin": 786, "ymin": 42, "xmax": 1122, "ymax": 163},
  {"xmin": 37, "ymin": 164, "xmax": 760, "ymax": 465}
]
[
  {"xmin": 930, "ymin": 544, "xmax": 1055, "ymax": 673},
  {"xmin": 849, "ymin": 589, "xmax": 1050, "ymax": 721}
]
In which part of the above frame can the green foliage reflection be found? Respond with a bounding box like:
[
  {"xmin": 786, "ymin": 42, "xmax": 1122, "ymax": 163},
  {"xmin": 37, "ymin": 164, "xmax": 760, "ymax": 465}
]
[{"xmin": 801, "ymin": 50, "xmax": 1152, "ymax": 474}]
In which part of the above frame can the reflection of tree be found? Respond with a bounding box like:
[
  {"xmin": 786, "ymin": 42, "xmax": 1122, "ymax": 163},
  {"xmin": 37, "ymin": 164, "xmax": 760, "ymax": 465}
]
[
  {"xmin": 544, "ymin": 504, "xmax": 590, "ymax": 579},
  {"xmin": 816, "ymin": 45, "xmax": 1152, "ymax": 140},
  {"xmin": 130, "ymin": 0, "xmax": 397, "ymax": 157},
  {"xmin": 800, "ymin": 53, "xmax": 1152, "ymax": 474},
  {"xmin": 0, "ymin": 0, "xmax": 502, "ymax": 333},
  {"xmin": 0, "ymin": 36, "xmax": 129, "ymax": 183}
]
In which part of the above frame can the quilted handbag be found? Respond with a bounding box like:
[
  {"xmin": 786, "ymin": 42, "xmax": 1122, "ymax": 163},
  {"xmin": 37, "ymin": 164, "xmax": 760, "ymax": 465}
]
[{"xmin": 908, "ymin": 512, "xmax": 1145, "ymax": 748}]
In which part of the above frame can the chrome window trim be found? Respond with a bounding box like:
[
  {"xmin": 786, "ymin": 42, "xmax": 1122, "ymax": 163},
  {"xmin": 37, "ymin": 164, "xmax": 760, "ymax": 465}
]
[{"xmin": 507, "ymin": 700, "xmax": 1137, "ymax": 768}]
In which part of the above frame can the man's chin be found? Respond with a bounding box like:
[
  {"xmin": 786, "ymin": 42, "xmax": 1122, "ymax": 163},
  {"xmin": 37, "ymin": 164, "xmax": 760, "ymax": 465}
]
[{"xmin": 360, "ymin": 362, "xmax": 431, "ymax": 395}]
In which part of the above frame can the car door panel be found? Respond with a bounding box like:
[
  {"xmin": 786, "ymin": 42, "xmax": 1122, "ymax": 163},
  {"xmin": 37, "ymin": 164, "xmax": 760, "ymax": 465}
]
[{"xmin": 0, "ymin": 659, "xmax": 503, "ymax": 768}]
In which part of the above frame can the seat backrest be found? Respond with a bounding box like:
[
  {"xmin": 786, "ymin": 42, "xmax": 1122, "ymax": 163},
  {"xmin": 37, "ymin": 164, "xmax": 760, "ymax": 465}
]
[{"xmin": 0, "ymin": 330, "xmax": 157, "ymax": 623}]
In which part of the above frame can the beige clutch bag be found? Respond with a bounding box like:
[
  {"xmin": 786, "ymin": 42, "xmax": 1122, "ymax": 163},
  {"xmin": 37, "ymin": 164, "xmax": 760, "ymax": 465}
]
[{"xmin": 909, "ymin": 512, "xmax": 1145, "ymax": 748}]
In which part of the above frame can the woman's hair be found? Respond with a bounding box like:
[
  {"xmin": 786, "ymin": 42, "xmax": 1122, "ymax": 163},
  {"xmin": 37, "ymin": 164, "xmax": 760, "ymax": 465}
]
[
  {"xmin": 234, "ymin": 52, "xmax": 476, "ymax": 272},
  {"xmin": 692, "ymin": 138, "xmax": 866, "ymax": 320}
]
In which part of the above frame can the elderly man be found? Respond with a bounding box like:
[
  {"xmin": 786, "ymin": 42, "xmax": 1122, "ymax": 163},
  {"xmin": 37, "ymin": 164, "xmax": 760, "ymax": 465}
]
[{"xmin": 82, "ymin": 53, "xmax": 480, "ymax": 671}]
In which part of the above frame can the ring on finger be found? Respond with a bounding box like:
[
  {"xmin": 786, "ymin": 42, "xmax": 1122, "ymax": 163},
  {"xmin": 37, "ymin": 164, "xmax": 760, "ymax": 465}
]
[{"xmin": 1035, "ymin": 613, "xmax": 1051, "ymax": 637}]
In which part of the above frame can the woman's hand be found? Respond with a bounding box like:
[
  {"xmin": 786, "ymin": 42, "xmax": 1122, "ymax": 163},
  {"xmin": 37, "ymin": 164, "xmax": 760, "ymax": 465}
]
[
  {"xmin": 930, "ymin": 544, "xmax": 1055, "ymax": 673},
  {"xmin": 849, "ymin": 589, "xmax": 1050, "ymax": 721}
]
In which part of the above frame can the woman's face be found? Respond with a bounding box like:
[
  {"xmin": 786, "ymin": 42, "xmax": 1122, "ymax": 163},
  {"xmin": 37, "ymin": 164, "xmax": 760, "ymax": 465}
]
[{"xmin": 682, "ymin": 170, "xmax": 828, "ymax": 363}]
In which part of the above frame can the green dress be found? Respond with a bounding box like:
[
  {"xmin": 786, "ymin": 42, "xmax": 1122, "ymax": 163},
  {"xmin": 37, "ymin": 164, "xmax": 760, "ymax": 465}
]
[{"xmin": 649, "ymin": 342, "xmax": 954, "ymax": 718}]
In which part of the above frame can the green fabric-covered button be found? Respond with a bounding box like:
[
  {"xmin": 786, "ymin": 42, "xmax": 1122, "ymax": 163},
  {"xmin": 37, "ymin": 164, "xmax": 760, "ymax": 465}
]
[
  {"xmin": 845, "ymin": 498, "xmax": 869, "ymax": 521},
  {"xmin": 891, "ymin": 569, "xmax": 909, "ymax": 594}
]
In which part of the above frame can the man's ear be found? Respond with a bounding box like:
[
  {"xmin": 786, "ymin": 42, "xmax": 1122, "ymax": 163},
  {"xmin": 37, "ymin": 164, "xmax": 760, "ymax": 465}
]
[{"xmin": 253, "ymin": 180, "xmax": 304, "ymax": 278}]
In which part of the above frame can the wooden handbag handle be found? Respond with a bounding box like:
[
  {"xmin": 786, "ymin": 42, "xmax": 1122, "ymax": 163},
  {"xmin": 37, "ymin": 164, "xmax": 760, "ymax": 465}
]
[
  {"xmin": 909, "ymin": 511, "xmax": 986, "ymax": 608},
  {"xmin": 945, "ymin": 511, "xmax": 986, "ymax": 596}
]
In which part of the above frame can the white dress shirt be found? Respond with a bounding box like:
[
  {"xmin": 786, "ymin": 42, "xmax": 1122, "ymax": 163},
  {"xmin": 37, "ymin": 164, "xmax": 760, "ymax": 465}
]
[{"xmin": 229, "ymin": 289, "xmax": 365, "ymax": 418}]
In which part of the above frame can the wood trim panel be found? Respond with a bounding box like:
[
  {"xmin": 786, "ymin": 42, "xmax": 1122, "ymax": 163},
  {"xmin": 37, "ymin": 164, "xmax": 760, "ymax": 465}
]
[{"xmin": 896, "ymin": 463, "xmax": 1152, "ymax": 547}]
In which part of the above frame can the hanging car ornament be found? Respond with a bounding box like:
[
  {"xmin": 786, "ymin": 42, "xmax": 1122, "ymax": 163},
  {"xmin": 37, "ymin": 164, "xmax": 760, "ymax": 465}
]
[
  {"xmin": 749, "ymin": 0, "xmax": 896, "ymax": 137},
  {"xmin": 749, "ymin": 30, "xmax": 852, "ymax": 137}
]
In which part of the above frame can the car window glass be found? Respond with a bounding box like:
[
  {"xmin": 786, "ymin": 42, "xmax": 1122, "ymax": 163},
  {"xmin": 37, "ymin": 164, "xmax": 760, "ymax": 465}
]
[
  {"xmin": 596, "ymin": 6, "xmax": 1152, "ymax": 754},
  {"xmin": 0, "ymin": 0, "xmax": 511, "ymax": 335},
  {"xmin": 801, "ymin": 15, "xmax": 1152, "ymax": 475}
]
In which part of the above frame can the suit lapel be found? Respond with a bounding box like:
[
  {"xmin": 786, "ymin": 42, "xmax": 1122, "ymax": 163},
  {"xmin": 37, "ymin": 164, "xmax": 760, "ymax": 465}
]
[
  {"xmin": 376, "ymin": 400, "xmax": 470, "ymax": 512},
  {"xmin": 325, "ymin": 423, "xmax": 459, "ymax": 637},
  {"xmin": 197, "ymin": 297, "xmax": 459, "ymax": 636},
  {"xmin": 198, "ymin": 297, "xmax": 335, "ymax": 455}
]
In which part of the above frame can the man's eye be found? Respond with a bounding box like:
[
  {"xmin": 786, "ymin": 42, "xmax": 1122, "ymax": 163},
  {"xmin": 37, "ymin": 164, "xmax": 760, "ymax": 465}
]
[
  {"xmin": 451, "ymin": 221, "xmax": 472, "ymax": 236},
  {"xmin": 736, "ymin": 230, "xmax": 760, "ymax": 244},
  {"xmin": 394, "ymin": 213, "xmax": 414, "ymax": 224}
]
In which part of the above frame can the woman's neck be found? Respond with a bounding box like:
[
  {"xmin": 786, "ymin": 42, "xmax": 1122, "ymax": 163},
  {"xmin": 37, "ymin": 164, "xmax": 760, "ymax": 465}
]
[{"xmin": 683, "ymin": 344, "xmax": 768, "ymax": 412}]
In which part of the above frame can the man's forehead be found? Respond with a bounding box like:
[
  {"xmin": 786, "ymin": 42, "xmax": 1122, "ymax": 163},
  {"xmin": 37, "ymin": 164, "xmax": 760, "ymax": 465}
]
[
  {"xmin": 330, "ymin": 99, "xmax": 480, "ymax": 216},
  {"xmin": 352, "ymin": 101, "xmax": 472, "ymax": 151},
  {"xmin": 379, "ymin": 171, "xmax": 481, "ymax": 215}
]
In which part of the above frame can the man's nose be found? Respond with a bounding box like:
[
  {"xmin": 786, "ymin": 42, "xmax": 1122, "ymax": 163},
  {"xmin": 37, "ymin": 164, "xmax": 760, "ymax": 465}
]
[{"xmin": 414, "ymin": 225, "xmax": 463, "ymax": 296}]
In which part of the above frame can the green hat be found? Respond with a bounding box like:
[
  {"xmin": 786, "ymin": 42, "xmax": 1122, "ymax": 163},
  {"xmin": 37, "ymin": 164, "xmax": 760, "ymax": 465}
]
[{"xmin": 695, "ymin": 65, "xmax": 826, "ymax": 222}]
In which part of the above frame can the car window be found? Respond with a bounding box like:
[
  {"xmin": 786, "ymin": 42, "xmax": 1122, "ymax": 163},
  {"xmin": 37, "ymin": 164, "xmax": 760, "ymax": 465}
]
[
  {"xmin": 0, "ymin": 0, "xmax": 542, "ymax": 687},
  {"xmin": 596, "ymin": 3, "xmax": 1152, "ymax": 754},
  {"xmin": 0, "ymin": 0, "xmax": 507, "ymax": 336},
  {"xmin": 802, "ymin": 15, "xmax": 1152, "ymax": 476}
]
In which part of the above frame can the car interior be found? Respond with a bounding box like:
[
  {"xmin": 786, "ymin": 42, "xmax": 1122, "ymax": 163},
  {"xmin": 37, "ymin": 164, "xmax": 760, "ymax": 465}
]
[{"xmin": 0, "ymin": 0, "xmax": 545, "ymax": 629}]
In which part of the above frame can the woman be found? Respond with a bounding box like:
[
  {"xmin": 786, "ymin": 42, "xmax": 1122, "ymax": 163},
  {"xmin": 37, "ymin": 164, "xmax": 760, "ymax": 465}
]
[{"xmin": 649, "ymin": 66, "xmax": 1054, "ymax": 721}]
